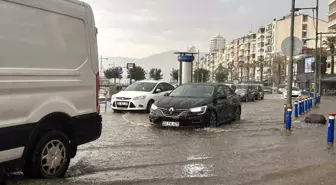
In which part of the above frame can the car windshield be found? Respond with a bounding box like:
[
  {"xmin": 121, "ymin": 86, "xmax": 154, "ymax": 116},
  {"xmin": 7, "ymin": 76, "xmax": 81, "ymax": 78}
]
[
  {"xmin": 124, "ymin": 82, "xmax": 157, "ymax": 92},
  {"xmin": 236, "ymin": 84, "xmax": 248, "ymax": 90},
  {"xmin": 292, "ymin": 87, "xmax": 300, "ymax": 91},
  {"xmin": 169, "ymin": 84, "xmax": 214, "ymax": 98}
]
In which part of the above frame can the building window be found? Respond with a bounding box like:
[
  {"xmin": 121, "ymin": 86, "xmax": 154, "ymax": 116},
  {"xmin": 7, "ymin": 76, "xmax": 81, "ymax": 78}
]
[
  {"xmin": 302, "ymin": 24, "xmax": 307, "ymax": 31},
  {"xmin": 303, "ymin": 15, "xmax": 308, "ymax": 22},
  {"xmin": 302, "ymin": 32, "xmax": 307, "ymax": 38}
]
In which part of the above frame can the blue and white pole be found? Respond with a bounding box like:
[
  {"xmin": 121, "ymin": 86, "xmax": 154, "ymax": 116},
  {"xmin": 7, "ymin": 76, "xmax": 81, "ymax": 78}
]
[
  {"xmin": 327, "ymin": 113, "xmax": 335, "ymax": 145},
  {"xmin": 294, "ymin": 101, "xmax": 298, "ymax": 119},
  {"xmin": 284, "ymin": 104, "xmax": 287, "ymax": 125},
  {"xmin": 286, "ymin": 106, "xmax": 292, "ymax": 132}
]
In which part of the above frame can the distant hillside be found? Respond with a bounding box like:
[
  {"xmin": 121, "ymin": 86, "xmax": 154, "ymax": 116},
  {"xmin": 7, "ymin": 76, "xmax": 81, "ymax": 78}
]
[{"xmin": 103, "ymin": 50, "xmax": 206, "ymax": 82}]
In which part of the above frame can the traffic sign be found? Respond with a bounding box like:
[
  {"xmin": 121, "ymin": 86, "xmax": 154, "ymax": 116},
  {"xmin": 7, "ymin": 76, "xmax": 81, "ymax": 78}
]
[
  {"xmin": 281, "ymin": 37, "xmax": 303, "ymax": 57},
  {"xmin": 115, "ymin": 66, "xmax": 123, "ymax": 73}
]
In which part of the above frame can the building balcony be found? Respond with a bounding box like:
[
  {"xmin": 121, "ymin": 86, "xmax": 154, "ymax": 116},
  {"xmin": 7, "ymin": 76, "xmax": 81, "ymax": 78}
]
[
  {"xmin": 330, "ymin": 0, "xmax": 336, "ymax": 5},
  {"xmin": 329, "ymin": 16, "xmax": 336, "ymax": 29}
]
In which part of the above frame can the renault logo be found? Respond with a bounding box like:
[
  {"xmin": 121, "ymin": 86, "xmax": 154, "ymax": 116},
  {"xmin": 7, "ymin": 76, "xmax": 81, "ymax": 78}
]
[{"xmin": 168, "ymin": 107, "xmax": 175, "ymax": 115}]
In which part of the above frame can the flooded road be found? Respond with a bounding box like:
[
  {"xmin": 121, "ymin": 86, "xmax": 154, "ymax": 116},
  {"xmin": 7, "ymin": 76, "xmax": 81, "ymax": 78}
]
[{"xmin": 8, "ymin": 94, "xmax": 336, "ymax": 185}]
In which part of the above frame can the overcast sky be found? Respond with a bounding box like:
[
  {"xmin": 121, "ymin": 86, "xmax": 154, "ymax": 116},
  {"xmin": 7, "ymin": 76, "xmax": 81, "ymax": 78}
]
[{"xmin": 82, "ymin": 0, "xmax": 328, "ymax": 58}]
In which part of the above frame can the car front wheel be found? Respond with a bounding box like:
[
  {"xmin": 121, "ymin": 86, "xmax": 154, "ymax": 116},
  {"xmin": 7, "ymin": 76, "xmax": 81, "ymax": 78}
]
[
  {"xmin": 209, "ymin": 111, "xmax": 217, "ymax": 127},
  {"xmin": 233, "ymin": 106, "xmax": 241, "ymax": 121}
]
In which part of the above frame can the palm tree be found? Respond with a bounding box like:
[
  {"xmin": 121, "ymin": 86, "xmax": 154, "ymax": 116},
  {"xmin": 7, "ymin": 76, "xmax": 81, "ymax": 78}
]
[
  {"xmin": 238, "ymin": 61, "xmax": 245, "ymax": 82},
  {"xmin": 323, "ymin": 36, "xmax": 336, "ymax": 75},
  {"xmin": 244, "ymin": 62, "xmax": 250, "ymax": 81},
  {"xmin": 272, "ymin": 54, "xmax": 285, "ymax": 86},
  {"xmin": 227, "ymin": 61, "xmax": 234, "ymax": 81},
  {"xmin": 257, "ymin": 56, "xmax": 267, "ymax": 82},
  {"xmin": 250, "ymin": 60, "xmax": 258, "ymax": 79}
]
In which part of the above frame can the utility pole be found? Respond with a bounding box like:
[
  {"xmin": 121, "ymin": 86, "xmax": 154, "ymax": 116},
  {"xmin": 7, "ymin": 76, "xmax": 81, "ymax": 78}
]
[
  {"xmin": 100, "ymin": 55, "xmax": 108, "ymax": 74},
  {"xmin": 319, "ymin": 32, "xmax": 322, "ymax": 96},
  {"xmin": 313, "ymin": 0, "xmax": 319, "ymax": 107},
  {"xmin": 197, "ymin": 49, "xmax": 200, "ymax": 82},
  {"xmin": 286, "ymin": 0, "xmax": 295, "ymax": 107}
]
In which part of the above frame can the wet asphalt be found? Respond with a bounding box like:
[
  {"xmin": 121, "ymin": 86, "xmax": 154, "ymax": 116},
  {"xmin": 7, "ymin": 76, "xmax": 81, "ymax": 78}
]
[{"xmin": 8, "ymin": 94, "xmax": 336, "ymax": 185}]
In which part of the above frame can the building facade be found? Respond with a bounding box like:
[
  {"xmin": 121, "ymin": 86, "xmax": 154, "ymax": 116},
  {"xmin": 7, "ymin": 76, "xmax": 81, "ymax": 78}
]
[
  {"xmin": 329, "ymin": 0, "xmax": 336, "ymax": 29},
  {"xmin": 203, "ymin": 14, "xmax": 328, "ymax": 84},
  {"xmin": 209, "ymin": 34, "xmax": 226, "ymax": 53}
]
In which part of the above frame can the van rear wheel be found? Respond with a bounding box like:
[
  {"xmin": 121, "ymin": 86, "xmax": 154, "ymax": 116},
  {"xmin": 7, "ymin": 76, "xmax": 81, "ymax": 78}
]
[{"xmin": 24, "ymin": 131, "xmax": 71, "ymax": 178}]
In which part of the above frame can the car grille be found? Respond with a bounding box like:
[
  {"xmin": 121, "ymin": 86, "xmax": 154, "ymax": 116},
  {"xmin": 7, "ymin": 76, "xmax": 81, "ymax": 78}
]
[
  {"xmin": 159, "ymin": 108, "xmax": 187, "ymax": 117},
  {"xmin": 116, "ymin": 97, "xmax": 132, "ymax": 100}
]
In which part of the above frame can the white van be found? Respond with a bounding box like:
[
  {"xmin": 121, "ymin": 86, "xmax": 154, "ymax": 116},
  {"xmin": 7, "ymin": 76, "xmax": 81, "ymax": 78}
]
[{"xmin": 0, "ymin": 0, "xmax": 102, "ymax": 179}]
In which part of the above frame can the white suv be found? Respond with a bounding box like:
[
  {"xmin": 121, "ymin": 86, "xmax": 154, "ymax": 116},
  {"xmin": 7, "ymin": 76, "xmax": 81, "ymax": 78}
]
[
  {"xmin": 111, "ymin": 80, "xmax": 175, "ymax": 112},
  {"xmin": 0, "ymin": 0, "xmax": 102, "ymax": 179}
]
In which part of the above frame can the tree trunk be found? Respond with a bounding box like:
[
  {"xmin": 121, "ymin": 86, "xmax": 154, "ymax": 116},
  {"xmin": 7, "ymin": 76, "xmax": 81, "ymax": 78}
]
[
  {"xmin": 253, "ymin": 66, "xmax": 256, "ymax": 79},
  {"xmin": 332, "ymin": 54, "xmax": 335, "ymax": 75},
  {"xmin": 260, "ymin": 65, "xmax": 263, "ymax": 82},
  {"xmin": 240, "ymin": 67, "xmax": 243, "ymax": 82}
]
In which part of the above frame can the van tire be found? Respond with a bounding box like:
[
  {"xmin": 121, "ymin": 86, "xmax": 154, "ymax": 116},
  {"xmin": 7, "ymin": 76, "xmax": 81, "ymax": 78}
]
[{"xmin": 25, "ymin": 130, "xmax": 71, "ymax": 179}]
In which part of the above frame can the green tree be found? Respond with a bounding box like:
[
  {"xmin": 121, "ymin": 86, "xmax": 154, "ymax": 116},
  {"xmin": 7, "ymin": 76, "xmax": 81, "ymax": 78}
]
[
  {"xmin": 215, "ymin": 64, "xmax": 229, "ymax": 82},
  {"xmin": 323, "ymin": 36, "xmax": 336, "ymax": 75},
  {"xmin": 104, "ymin": 67, "xmax": 123, "ymax": 84},
  {"xmin": 149, "ymin": 68, "xmax": 163, "ymax": 80},
  {"xmin": 128, "ymin": 66, "xmax": 146, "ymax": 81},
  {"xmin": 193, "ymin": 68, "xmax": 210, "ymax": 82},
  {"xmin": 170, "ymin": 68, "xmax": 178, "ymax": 81}
]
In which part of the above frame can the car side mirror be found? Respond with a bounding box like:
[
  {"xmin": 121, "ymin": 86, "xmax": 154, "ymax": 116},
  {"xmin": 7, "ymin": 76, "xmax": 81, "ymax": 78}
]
[
  {"xmin": 155, "ymin": 88, "xmax": 162, "ymax": 93},
  {"xmin": 164, "ymin": 92, "xmax": 169, "ymax": 96}
]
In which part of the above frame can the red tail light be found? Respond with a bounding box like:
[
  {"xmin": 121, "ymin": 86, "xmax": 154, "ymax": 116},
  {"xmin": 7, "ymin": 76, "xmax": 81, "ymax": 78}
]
[{"xmin": 96, "ymin": 72, "xmax": 100, "ymax": 113}]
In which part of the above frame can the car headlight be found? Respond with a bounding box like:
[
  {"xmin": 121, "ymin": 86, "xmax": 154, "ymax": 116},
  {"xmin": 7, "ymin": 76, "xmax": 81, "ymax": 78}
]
[
  {"xmin": 240, "ymin": 92, "xmax": 246, "ymax": 96},
  {"xmin": 111, "ymin": 94, "xmax": 116, "ymax": 100},
  {"xmin": 151, "ymin": 104, "xmax": 158, "ymax": 110},
  {"xmin": 189, "ymin": 106, "xmax": 207, "ymax": 114},
  {"xmin": 133, "ymin": 95, "xmax": 146, "ymax": 100}
]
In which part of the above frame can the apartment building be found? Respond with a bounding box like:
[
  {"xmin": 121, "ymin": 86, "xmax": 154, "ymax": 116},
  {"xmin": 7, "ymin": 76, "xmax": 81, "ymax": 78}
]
[
  {"xmin": 206, "ymin": 14, "xmax": 328, "ymax": 83},
  {"xmin": 209, "ymin": 34, "xmax": 226, "ymax": 53},
  {"xmin": 329, "ymin": 0, "xmax": 336, "ymax": 30}
]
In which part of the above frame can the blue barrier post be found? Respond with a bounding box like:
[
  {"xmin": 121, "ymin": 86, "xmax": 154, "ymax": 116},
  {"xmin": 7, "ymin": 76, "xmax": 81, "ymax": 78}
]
[
  {"xmin": 286, "ymin": 106, "xmax": 292, "ymax": 132},
  {"xmin": 305, "ymin": 98, "xmax": 308, "ymax": 113},
  {"xmin": 284, "ymin": 104, "xmax": 287, "ymax": 125},
  {"xmin": 298, "ymin": 99, "xmax": 302, "ymax": 116},
  {"xmin": 309, "ymin": 98, "xmax": 312, "ymax": 110},
  {"xmin": 294, "ymin": 101, "xmax": 298, "ymax": 119},
  {"xmin": 327, "ymin": 113, "xmax": 335, "ymax": 145}
]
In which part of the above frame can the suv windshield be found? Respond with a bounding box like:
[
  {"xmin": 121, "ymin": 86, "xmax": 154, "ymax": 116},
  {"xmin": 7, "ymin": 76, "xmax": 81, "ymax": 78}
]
[
  {"xmin": 169, "ymin": 84, "xmax": 214, "ymax": 98},
  {"xmin": 124, "ymin": 82, "xmax": 157, "ymax": 92}
]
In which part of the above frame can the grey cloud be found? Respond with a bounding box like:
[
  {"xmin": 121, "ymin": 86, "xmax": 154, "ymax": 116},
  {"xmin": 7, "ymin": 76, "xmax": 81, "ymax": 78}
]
[{"xmin": 82, "ymin": 0, "xmax": 328, "ymax": 58}]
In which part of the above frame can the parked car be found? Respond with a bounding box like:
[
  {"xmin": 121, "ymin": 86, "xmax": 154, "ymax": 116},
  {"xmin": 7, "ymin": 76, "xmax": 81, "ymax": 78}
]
[
  {"xmin": 252, "ymin": 84, "xmax": 264, "ymax": 100},
  {"xmin": 283, "ymin": 86, "xmax": 302, "ymax": 99},
  {"xmin": 149, "ymin": 83, "xmax": 241, "ymax": 127},
  {"xmin": 235, "ymin": 84, "xmax": 255, "ymax": 102},
  {"xmin": 110, "ymin": 80, "xmax": 175, "ymax": 112},
  {"xmin": 0, "ymin": 0, "xmax": 102, "ymax": 179},
  {"xmin": 263, "ymin": 86, "xmax": 273, "ymax": 94},
  {"xmin": 278, "ymin": 84, "xmax": 286, "ymax": 94}
]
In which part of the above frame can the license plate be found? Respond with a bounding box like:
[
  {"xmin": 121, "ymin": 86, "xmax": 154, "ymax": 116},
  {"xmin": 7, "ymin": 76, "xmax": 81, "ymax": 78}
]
[
  {"xmin": 162, "ymin": 121, "xmax": 179, "ymax": 127},
  {"xmin": 117, "ymin": 101, "xmax": 129, "ymax": 106}
]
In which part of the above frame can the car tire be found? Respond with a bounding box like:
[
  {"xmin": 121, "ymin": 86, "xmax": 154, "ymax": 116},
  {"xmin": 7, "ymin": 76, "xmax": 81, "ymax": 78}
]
[
  {"xmin": 112, "ymin": 109, "xmax": 122, "ymax": 113},
  {"xmin": 233, "ymin": 106, "xmax": 241, "ymax": 121},
  {"xmin": 146, "ymin": 100, "xmax": 154, "ymax": 113},
  {"xmin": 261, "ymin": 96, "xmax": 264, "ymax": 100},
  {"xmin": 209, "ymin": 111, "xmax": 217, "ymax": 127},
  {"xmin": 25, "ymin": 130, "xmax": 71, "ymax": 179}
]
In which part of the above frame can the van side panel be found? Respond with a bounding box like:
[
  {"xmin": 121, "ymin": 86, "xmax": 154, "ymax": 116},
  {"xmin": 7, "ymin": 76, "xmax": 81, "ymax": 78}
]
[{"xmin": 0, "ymin": 0, "xmax": 98, "ymax": 161}]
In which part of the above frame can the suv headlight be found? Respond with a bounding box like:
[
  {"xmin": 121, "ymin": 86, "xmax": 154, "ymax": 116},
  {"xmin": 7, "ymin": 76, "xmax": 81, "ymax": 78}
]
[
  {"xmin": 189, "ymin": 106, "xmax": 207, "ymax": 114},
  {"xmin": 151, "ymin": 104, "xmax": 158, "ymax": 110},
  {"xmin": 133, "ymin": 95, "xmax": 146, "ymax": 100}
]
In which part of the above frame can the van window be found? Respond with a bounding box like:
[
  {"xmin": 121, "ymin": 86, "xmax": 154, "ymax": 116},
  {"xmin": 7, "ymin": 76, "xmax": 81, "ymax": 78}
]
[{"xmin": 0, "ymin": 1, "xmax": 88, "ymax": 69}]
